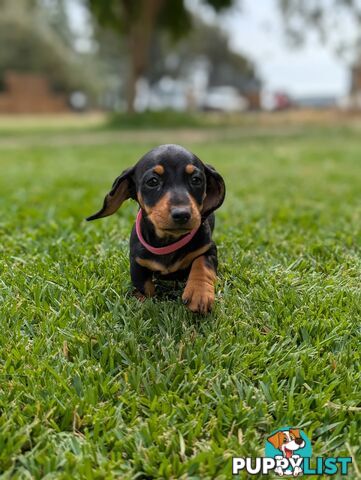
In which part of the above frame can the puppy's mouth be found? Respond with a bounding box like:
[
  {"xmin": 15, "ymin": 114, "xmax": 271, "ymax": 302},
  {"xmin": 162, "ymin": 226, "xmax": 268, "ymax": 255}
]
[
  {"xmin": 162, "ymin": 227, "xmax": 193, "ymax": 235},
  {"xmin": 284, "ymin": 448, "xmax": 293, "ymax": 459}
]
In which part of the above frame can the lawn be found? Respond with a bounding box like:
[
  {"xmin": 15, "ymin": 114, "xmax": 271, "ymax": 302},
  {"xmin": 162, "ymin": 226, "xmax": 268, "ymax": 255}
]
[{"xmin": 0, "ymin": 120, "xmax": 360, "ymax": 479}]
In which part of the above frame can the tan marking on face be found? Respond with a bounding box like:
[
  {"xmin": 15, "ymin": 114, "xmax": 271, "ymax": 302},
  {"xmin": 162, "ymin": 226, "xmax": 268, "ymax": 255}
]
[
  {"xmin": 185, "ymin": 164, "xmax": 195, "ymax": 174},
  {"xmin": 137, "ymin": 192, "xmax": 147, "ymax": 212},
  {"xmin": 145, "ymin": 192, "xmax": 199, "ymax": 238},
  {"xmin": 155, "ymin": 194, "xmax": 202, "ymax": 238},
  {"xmin": 135, "ymin": 244, "xmax": 210, "ymax": 275},
  {"xmin": 146, "ymin": 192, "xmax": 172, "ymax": 238},
  {"xmin": 142, "ymin": 188, "xmax": 202, "ymax": 238},
  {"xmin": 153, "ymin": 164, "xmax": 164, "ymax": 175},
  {"xmin": 182, "ymin": 255, "xmax": 216, "ymax": 314},
  {"xmin": 188, "ymin": 194, "xmax": 202, "ymax": 223}
]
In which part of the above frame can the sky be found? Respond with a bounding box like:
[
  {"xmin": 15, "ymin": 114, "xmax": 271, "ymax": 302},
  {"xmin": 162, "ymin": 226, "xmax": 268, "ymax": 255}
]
[
  {"xmin": 225, "ymin": 1, "xmax": 347, "ymax": 97},
  {"xmin": 69, "ymin": 0, "xmax": 358, "ymax": 98},
  {"xmin": 188, "ymin": 0, "xmax": 358, "ymax": 98}
]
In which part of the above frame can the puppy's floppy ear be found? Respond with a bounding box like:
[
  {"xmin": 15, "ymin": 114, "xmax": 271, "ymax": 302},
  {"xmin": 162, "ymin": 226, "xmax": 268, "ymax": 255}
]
[
  {"xmin": 86, "ymin": 166, "xmax": 136, "ymax": 221},
  {"xmin": 267, "ymin": 432, "xmax": 283, "ymax": 450},
  {"xmin": 202, "ymin": 164, "xmax": 225, "ymax": 218}
]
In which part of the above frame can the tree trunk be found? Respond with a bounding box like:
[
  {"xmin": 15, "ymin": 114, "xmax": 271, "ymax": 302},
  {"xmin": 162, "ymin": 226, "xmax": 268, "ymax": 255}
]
[
  {"xmin": 122, "ymin": 0, "xmax": 165, "ymax": 114},
  {"xmin": 125, "ymin": 56, "xmax": 137, "ymax": 114}
]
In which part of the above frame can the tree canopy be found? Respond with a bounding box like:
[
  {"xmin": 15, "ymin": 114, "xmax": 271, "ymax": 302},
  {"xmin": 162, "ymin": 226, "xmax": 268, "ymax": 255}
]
[
  {"xmin": 147, "ymin": 19, "xmax": 260, "ymax": 92},
  {"xmin": 88, "ymin": 0, "xmax": 237, "ymax": 111},
  {"xmin": 0, "ymin": 0, "xmax": 101, "ymax": 95},
  {"xmin": 278, "ymin": 0, "xmax": 361, "ymax": 54}
]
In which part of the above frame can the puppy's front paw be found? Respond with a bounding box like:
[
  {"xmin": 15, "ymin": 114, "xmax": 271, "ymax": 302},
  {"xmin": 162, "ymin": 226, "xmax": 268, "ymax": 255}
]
[
  {"xmin": 134, "ymin": 290, "xmax": 147, "ymax": 302},
  {"xmin": 134, "ymin": 280, "xmax": 155, "ymax": 301},
  {"xmin": 182, "ymin": 281, "xmax": 214, "ymax": 314}
]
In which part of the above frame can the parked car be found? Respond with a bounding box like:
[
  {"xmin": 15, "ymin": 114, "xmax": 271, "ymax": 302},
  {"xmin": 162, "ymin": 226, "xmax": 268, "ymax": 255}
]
[
  {"xmin": 261, "ymin": 90, "xmax": 293, "ymax": 111},
  {"xmin": 201, "ymin": 86, "xmax": 248, "ymax": 112}
]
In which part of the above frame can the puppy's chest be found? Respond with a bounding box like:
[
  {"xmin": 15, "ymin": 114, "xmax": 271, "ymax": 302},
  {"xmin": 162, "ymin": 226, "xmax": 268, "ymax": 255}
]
[{"xmin": 136, "ymin": 243, "xmax": 210, "ymax": 275}]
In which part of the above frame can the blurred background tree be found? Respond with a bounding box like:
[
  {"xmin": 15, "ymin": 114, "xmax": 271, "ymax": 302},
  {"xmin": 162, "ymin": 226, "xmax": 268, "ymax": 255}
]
[
  {"xmin": 0, "ymin": 0, "xmax": 100, "ymax": 97},
  {"xmin": 2, "ymin": 0, "xmax": 360, "ymax": 114},
  {"xmin": 277, "ymin": 0, "xmax": 361, "ymax": 108},
  {"xmin": 278, "ymin": 0, "xmax": 361, "ymax": 52},
  {"xmin": 147, "ymin": 19, "xmax": 258, "ymax": 89},
  {"xmin": 88, "ymin": 0, "xmax": 235, "ymax": 113}
]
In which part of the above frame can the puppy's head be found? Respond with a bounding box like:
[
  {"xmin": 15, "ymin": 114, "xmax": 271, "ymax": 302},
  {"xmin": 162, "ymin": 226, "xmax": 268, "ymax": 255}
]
[
  {"xmin": 267, "ymin": 429, "xmax": 305, "ymax": 458},
  {"xmin": 87, "ymin": 144, "xmax": 225, "ymax": 238}
]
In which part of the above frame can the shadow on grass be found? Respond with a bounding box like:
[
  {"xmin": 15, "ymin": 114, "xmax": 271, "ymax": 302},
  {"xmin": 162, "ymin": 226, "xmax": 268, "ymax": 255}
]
[
  {"xmin": 107, "ymin": 110, "xmax": 209, "ymax": 129},
  {"xmin": 118, "ymin": 279, "xmax": 218, "ymax": 342}
]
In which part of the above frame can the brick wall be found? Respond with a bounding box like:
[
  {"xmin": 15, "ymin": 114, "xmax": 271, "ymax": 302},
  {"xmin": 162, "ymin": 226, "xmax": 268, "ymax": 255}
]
[{"xmin": 0, "ymin": 72, "xmax": 69, "ymax": 113}]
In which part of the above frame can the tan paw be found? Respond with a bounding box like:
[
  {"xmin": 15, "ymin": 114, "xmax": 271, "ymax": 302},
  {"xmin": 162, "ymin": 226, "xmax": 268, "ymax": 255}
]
[
  {"xmin": 182, "ymin": 282, "xmax": 214, "ymax": 314},
  {"xmin": 134, "ymin": 280, "xmax": 155, "ymax": 301},
  {"xmin": 134, "ymin": 290, "xmax": 147, "ymax": 302}
]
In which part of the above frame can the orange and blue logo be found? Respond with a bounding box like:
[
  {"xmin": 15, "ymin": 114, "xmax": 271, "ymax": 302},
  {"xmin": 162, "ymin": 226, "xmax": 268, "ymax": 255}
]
[
  {"xmin": 265, "ymin": 427, "xmax": 312, "ymax": 476},
  {"xmin": 232, "ymin": 426, "xmax": 352, "ymax": 476}
]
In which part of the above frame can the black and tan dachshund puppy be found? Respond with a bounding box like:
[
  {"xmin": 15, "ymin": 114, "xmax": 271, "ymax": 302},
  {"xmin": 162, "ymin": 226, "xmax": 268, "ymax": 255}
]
[{"xmin": 87, "ymin": 144, "xmax": 225, "ymax": 314}]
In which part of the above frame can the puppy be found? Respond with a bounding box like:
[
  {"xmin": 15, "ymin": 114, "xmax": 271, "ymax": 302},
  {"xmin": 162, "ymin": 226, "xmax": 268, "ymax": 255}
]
[{"xmin": 87, "ymin": 144, "xmax": 225, "ymax": 314}]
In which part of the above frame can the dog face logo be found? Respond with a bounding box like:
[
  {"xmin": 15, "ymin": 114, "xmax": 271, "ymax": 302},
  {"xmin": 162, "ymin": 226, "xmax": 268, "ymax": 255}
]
[
  {"xmin": 233, "ymin": 427, "xmax": 352, "ymax": 477},
  {"xmin": 268, "ymin": 429, "xmax": 305, "ymax": 459},
  {"xmin": 265, "ymin": 427, "xmax": 312, "ymax": 477}
]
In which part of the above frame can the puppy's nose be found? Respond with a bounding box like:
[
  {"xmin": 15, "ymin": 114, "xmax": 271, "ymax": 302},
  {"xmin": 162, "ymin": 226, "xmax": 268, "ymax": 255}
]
[
  {"xmin": 171, "ymin": 207, "xmax": 191, "ymax": 225},
  {"xmin": 295, "ymin": 438, "xmax": 304, "ymax": 446}
]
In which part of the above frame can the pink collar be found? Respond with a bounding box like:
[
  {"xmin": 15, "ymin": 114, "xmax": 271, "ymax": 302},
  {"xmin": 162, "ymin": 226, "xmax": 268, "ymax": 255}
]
[{"xmin": 135, "ymin": 209, "xmax": 198, "ymax": 255}]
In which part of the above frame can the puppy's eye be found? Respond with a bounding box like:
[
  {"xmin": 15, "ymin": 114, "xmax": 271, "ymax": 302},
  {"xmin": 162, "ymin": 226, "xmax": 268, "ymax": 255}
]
[
  {"xmin": 146, "ymin": 177, "xmax": 160, "ymax": 187},
  {"xmin": 191, "ymin": 176, "xmax": 202, "ymax": 186}
]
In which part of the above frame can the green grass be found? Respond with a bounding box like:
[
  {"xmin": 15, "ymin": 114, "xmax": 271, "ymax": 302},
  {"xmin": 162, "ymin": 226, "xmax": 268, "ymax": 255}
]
[
  {"xmin": 108, "ymin": 110, "xmax": 208, "ymax": 129},
  {"xmin": 0, "ymin": 123, "xmax": 360, "ymax": 479}
]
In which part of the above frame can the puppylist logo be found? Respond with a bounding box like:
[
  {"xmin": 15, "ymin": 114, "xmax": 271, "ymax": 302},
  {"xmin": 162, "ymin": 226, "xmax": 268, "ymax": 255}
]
[{"xmin": 232, "ymin": 427, "xmax": 352, "ymax": 477}]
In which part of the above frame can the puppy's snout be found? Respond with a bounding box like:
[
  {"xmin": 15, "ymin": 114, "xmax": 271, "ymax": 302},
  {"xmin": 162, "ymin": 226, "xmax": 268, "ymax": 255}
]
[
  {"xmin": 295, "ymin": 438, "xmax": 304, "ymax": 446},
  {"xmin": 171, "ymin": 207, "xmax": 191, "ymax": 225}
]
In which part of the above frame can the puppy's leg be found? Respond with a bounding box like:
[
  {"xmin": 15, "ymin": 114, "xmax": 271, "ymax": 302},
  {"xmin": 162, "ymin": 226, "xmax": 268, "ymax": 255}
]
[
  {"xmin": 130, "ymin": 258, "xmax": 155, "ymax": 300},
  {"xmin": 182, "ymin": 245, "xmax": 217, "ymax": 314}
]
